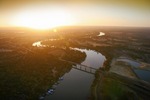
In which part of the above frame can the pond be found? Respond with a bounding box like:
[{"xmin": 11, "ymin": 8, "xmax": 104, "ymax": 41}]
[
  {"xmin": 116, "ymin": 58, "xmax": 141, "ymax": 68},
  {"xmin": 134, "ymin": 69, "xmax": 150, "ymax": 82},
  {"xmin": 117, "ymin": 58, "xmax": 150, "ymax": 83}
]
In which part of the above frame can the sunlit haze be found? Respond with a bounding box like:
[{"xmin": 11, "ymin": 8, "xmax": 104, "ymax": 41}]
[
  {"xmin": 0, "ymin": 0, "xmax": 150, "ymax": 29},
  {"xmin": 0, "ymin": 0, "xmax": 150, "ymax": 99},
  {"xmin": 11, "ymin": 8, "xmax": 75, "ymax": 29}
]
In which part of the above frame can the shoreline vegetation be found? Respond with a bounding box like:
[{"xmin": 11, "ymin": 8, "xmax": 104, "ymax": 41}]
[
  {"xmin": 0, "ymin": 26, "xmax": 150, "ymax": 99},
  {"xmin": 91, "ymin": 70, "xmax": 150, "ymax": 100}
]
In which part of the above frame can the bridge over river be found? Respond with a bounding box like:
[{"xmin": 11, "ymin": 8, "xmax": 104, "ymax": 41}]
[{"xmin": 59, "ymin": 58, "xmax": 98, "ymax": 75}]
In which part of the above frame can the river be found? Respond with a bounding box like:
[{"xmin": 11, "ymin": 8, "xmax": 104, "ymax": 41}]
[{"xmin": 32, "ymin": 40, "xmax": 106, "ymax": 100}]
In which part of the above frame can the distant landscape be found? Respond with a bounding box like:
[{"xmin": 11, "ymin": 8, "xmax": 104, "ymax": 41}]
[{"xmin": 0, "ymin": 26, "xmax": 150, "ymax": 100}]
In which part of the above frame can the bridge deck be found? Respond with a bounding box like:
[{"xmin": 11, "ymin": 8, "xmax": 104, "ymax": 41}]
[
  {"xmin": 60, "ymin": 58, "xmax": 97, "ymax": 74},
  {"xmin": 73, "ymin": 65, "xmax": 97, "ymax": 74}
]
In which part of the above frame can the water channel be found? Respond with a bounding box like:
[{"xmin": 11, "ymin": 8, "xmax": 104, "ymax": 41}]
[{"xmin": 32, "ymin": 40, "xmax": 106, "ymax": 100}]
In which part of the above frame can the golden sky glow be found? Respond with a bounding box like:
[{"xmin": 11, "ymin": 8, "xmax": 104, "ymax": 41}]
[
  {"xmin": 0, "ymin": 0, "xmax": 150, "ymax": 28},
  {"xmin": 11, "ymin": 8, "xmax": 75, "ymax": 29}
]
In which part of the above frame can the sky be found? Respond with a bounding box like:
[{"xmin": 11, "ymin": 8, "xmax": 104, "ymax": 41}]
[{"xmin": 0, "ymin": 0, "xmax": 150, "ymax": 28}]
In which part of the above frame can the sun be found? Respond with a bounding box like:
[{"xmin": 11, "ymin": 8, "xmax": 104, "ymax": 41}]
[{"xmin": 12, "ymin": 9, "xmax": 75, "ymax": 29}]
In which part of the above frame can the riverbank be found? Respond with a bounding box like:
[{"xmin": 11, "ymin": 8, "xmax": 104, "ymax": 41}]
[
  {"xmin": 91, "ymin": 70, "xmax": 150, "ymax": 100},
  {"xmin": 109, "ymin": 58, "xmax": 138, "ymax": 79}
]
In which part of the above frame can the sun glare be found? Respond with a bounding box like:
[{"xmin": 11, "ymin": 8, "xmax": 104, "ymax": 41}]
[{"xmin": 12, "ymin": 9, "xmax": 75, "ymax": 29}]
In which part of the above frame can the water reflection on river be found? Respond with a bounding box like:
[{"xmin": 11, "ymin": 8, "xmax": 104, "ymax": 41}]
[
  {"xmin": 45, "ymin": 68, "xmax": 94, "ymax": 100},
  {"xmin": 72, "ymin": 48, "xmax": 106, "ymax": 68},
  {"xmin": 97, "ymin": 32, "xmax": 105, "ymax": 36},
  {"xmin": 32, "ymin": 40, "xmax": 106, "ymax": 100},
  {"xmin": 45, "ymin": 48, "xmax": 106, "ymax": 100}
]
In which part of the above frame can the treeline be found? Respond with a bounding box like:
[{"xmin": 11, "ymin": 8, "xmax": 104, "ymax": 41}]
[
  {"xmin": 62, "ymin": 48, "xmax": 86, "ymax": 63},
  {"xmin": 0, "ymin": 48, "xmax": 73, "ymax": 100}
]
